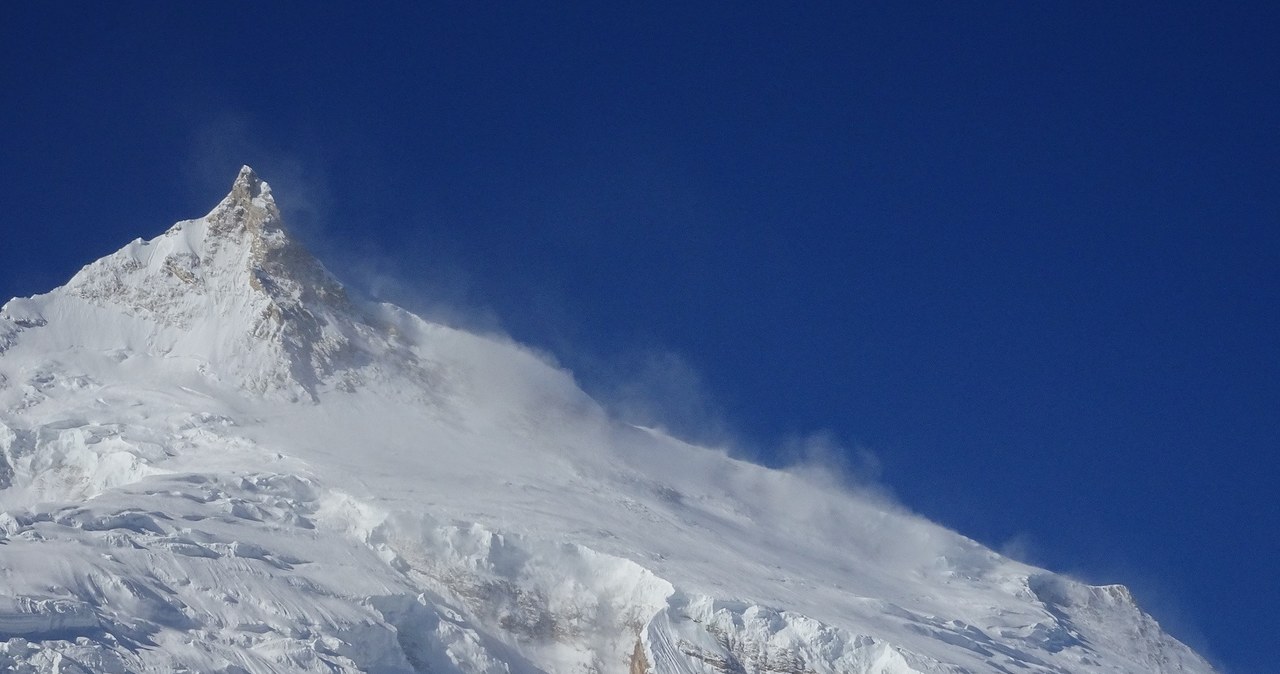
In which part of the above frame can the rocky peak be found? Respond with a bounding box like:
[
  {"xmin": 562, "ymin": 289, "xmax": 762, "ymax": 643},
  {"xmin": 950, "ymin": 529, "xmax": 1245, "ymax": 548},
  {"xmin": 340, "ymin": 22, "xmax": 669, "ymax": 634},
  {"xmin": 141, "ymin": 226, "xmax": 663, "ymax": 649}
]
[
  {"xmin": 189, "ymin": 166, "xmax": 347, "ymax": 308},
  {"xmin": 191, "ymin": 166, "xmax": 358, "ymax": 399},
  {"xmin": 210, "ymin": 165, "xmax": 279, "ymax": 230},
  {"xmin": 5, "ymin": 167, "xmax": 368, "ymax": 401},
  {"xmin": 204, "ymin": 167, "xmax": 277, "ymax": 247}
]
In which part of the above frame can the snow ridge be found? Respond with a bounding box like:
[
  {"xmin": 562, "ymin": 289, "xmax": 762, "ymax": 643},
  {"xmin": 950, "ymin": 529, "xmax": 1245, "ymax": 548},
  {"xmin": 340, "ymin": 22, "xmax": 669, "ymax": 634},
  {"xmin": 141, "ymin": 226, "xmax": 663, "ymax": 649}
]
[{"xmin": 0, "ymin": 168, "xmax": 1217, "ymax": 674}]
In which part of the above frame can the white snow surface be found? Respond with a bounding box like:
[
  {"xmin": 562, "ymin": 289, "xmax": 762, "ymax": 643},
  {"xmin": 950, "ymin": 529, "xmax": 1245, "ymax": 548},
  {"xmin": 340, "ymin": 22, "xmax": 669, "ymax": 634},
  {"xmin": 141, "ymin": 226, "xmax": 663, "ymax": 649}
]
[{"xmin": 0, "ymin": 167, "xmax": 1215, "ymax": 674}]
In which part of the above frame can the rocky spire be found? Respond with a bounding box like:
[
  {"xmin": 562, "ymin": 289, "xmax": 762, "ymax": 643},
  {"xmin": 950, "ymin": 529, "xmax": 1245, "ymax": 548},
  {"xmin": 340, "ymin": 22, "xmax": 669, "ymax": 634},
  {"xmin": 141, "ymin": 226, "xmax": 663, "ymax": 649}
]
[{"xmin": 204, "ymin": 165, "xmax": 282, "ymax": 238}]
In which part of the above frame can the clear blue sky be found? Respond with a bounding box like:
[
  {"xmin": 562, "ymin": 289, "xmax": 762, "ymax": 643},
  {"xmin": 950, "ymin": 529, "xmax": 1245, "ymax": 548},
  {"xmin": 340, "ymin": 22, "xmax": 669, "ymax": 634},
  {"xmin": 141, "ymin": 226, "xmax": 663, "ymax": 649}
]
[{"xmin": 2, "ymin": 4, "xmax": 1276, "ymax": 670}]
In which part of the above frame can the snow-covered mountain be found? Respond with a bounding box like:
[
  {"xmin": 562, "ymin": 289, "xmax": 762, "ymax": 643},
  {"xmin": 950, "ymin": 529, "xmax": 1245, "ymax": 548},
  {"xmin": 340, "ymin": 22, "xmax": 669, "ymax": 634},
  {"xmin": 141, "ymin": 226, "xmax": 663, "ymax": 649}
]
[{"xmin": 0, "ymin": 167, "xmax": 1215, "ymax": 674}]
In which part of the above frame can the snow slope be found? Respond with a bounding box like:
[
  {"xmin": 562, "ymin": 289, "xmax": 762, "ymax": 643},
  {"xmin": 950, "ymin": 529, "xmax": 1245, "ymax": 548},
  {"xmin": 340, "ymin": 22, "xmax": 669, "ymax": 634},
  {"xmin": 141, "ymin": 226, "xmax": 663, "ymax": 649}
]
[{"xmin": 0, "ymin": 167, "xmax": 1216, "ymax": 674}]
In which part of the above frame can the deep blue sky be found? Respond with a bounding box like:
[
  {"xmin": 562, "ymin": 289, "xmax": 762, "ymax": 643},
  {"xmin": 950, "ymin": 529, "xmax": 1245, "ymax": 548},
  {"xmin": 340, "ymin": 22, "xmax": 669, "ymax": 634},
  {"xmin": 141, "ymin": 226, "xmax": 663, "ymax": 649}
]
[{"xmin": 3, "ymin": 3, "xmax": 1276, "ymax": 670}]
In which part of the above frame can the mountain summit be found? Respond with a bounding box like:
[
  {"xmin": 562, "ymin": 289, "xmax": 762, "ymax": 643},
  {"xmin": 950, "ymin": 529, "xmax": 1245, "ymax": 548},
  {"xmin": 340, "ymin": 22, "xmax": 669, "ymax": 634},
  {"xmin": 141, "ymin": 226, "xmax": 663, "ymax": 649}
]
[
  {"xmin": 200, "ymin": 165, "xmax": 349, "ymax": 314},
  {"xmin": 3, "ymin": 167, "xmax": 378, "ymax": 401},
  {"xmin": 0, "ymin": 169, "xmax": 1217, "ymax": 673}
]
